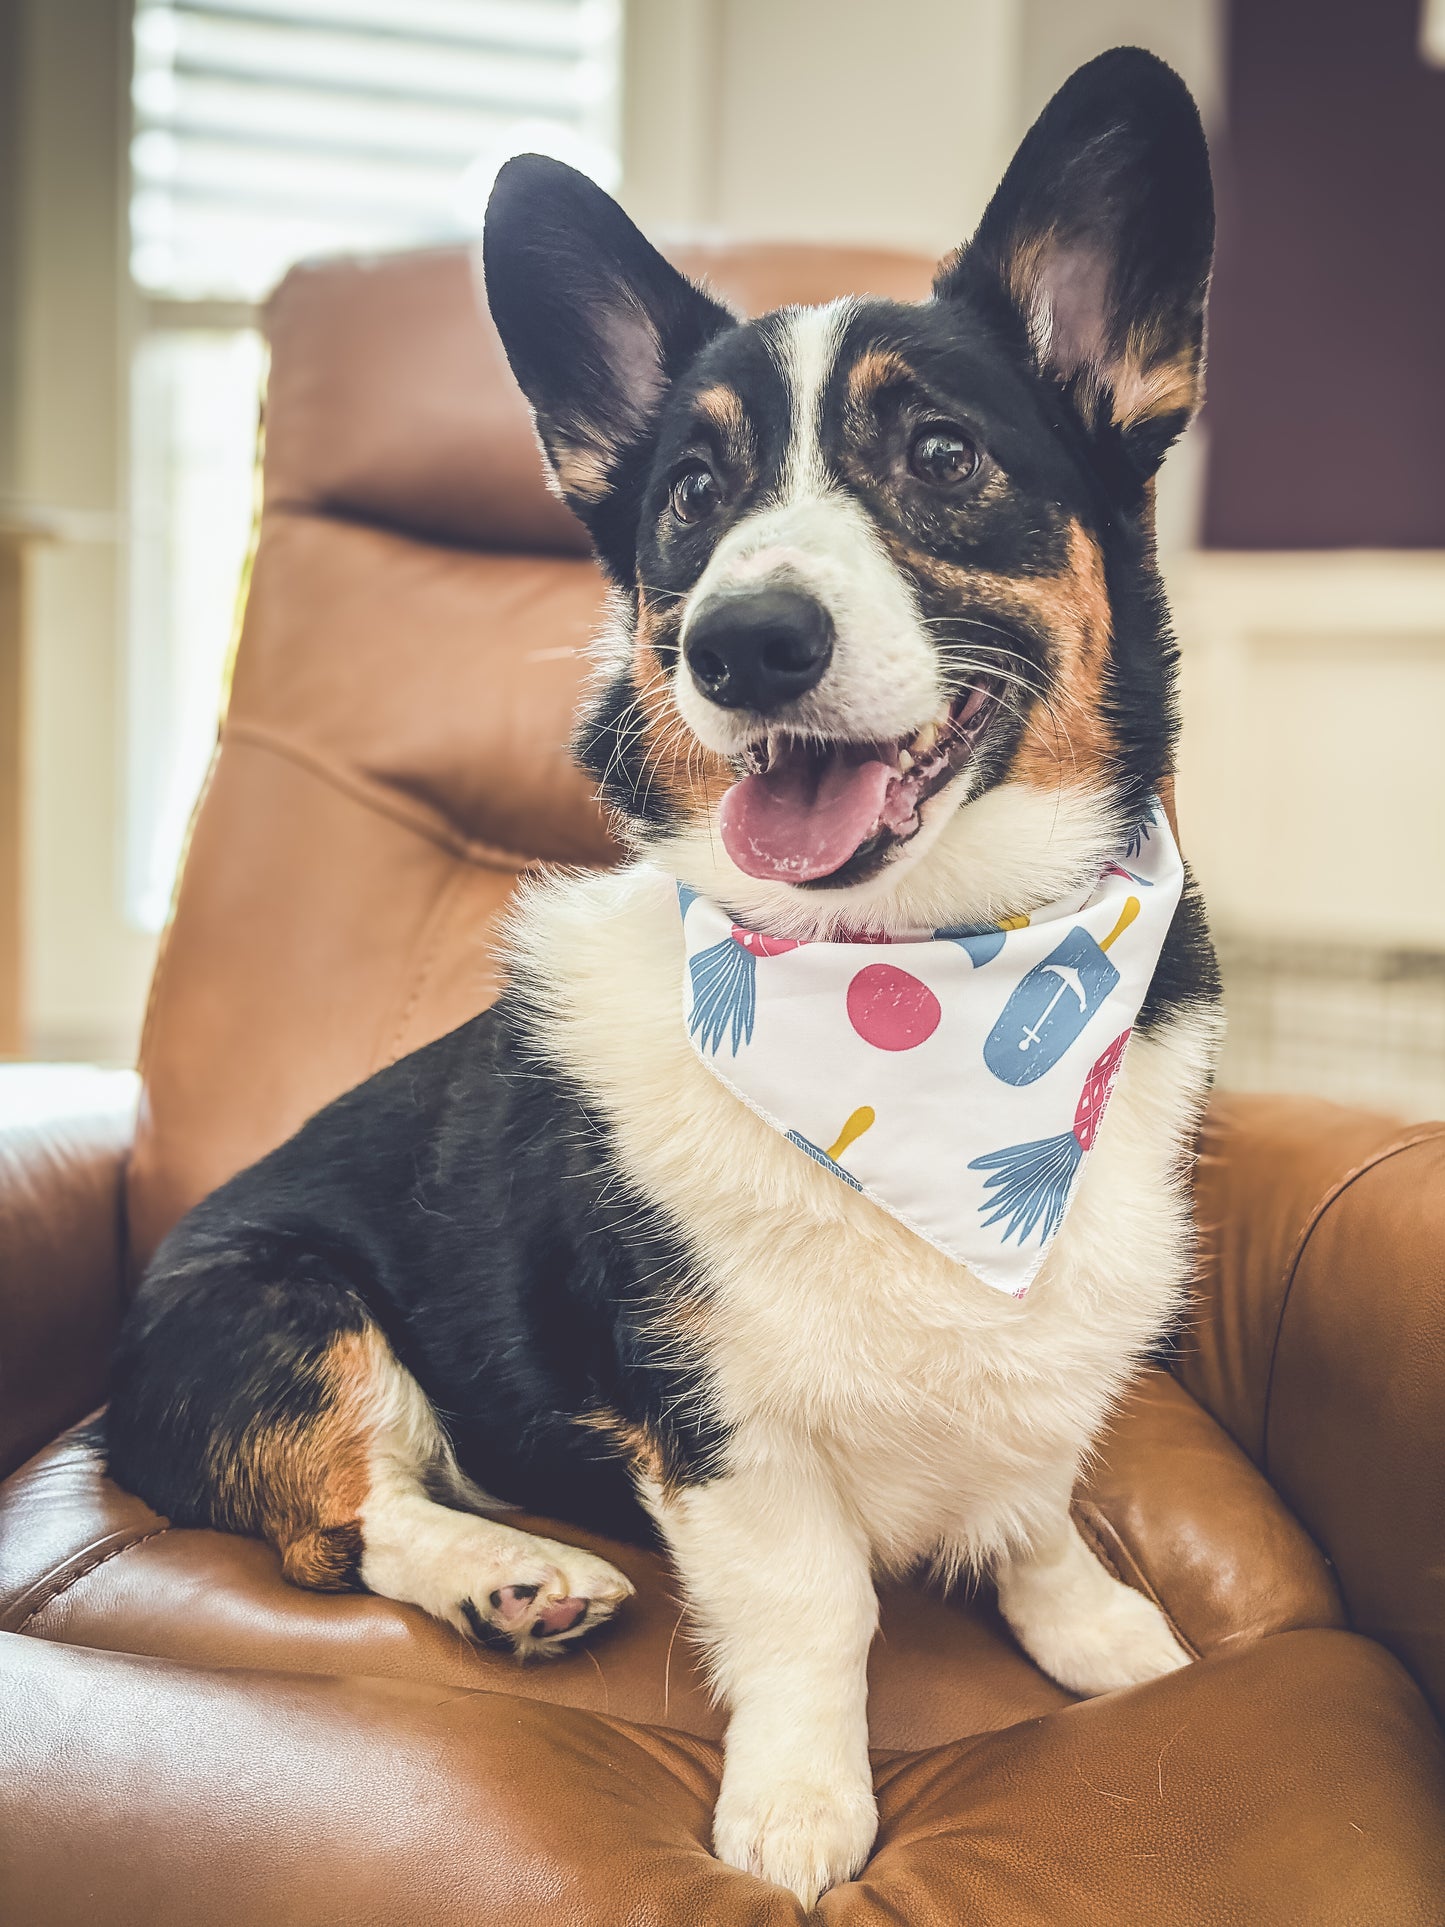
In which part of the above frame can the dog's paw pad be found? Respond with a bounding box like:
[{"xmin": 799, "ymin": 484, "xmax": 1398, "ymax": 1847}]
[
  {"xmin": 531, "ymin": 1593, "xmax": 590, "ymax": 1637},
  {"xmin": 488, "ymin": 1582, "xmax": 539, "ymax": 1625},
  {"xmin": 457, "ymin": 1547, "xmax": 633, "ymax": 1657}
]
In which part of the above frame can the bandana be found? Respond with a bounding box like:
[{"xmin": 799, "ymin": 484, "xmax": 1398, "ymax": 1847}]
[{"xmin": 678, "ymin": 801, "xmax": 1184, "ymax": 1296}]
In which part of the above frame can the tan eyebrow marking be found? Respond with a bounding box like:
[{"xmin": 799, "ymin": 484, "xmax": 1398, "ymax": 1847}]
[
  {"xmin": 694, "ymin": 383, "xmax": 745, "ymax": 434},
  {"xmin": 692, "ymin": 383, "xmax": 757, "ymax": 470},
  {"xmin": 844, "ymin": 348, "xmax": 914, "ymax": 406}
]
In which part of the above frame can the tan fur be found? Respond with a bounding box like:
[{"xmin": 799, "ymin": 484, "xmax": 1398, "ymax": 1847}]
[
  {"xmin": 631, "ymin": 590, "xmax": 730, "ymax": 821},
  {"xmin": 554, "ymin": 440, "xmax": 614, "ymax": 504},
  {"xmin": 213, "ymin": 1326, "xmax": 390, "ymax": 1590},
  {"xmin": 999, "ymin": 230, "xmax": 1202, "ymax": 431},
  {"xmin": 1004, "ymin": 522, "xmax": 1117, "ymax": 789},
  {"xmin": 870, "ymin": 517, "xmax": 1117, "ymax": 791},
  {"xmin": 843, "ymin": 348, "xmax": 911, "ymax": 414},
  {"xmin": 575, "ymin": 1408, "xmax": 679, "ymax": 1498},
  {"xmin": 692, "ymin": 383, "xmax": 757, "ymax": 472},
  {"xmin": 1110, "ymin": 333, "xmax": 1200, "ymax": 427}
]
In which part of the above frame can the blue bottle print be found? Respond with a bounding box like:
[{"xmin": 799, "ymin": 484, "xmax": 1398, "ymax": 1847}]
[
  {"xmin": 982, "ymin": 898, "xmax": 1138, "ymax": 1086},
  {"xmin": 935, "ymin": 925, "xmax": 1007, "ymax": 966}
]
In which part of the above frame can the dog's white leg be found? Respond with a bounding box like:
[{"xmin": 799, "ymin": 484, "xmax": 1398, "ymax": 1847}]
[
  {"xmin": 653, "ymin": 1457, "xmax": 879, "ymax": 1908},
  {"xmin": 360, "ymin": 1472, "xmax": 633, "ymax": 1657},
  {"xmin": 994, "ymin": 1500, "xmax": 1190, "ymax": 1696},
  {"xmin": 348, "ymin": 1332, "xmax": 633, "ymax": 1657}
]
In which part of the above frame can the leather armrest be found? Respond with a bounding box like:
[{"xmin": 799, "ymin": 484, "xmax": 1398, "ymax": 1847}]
[
  {"xmin": 0, "ymin": 1067, "xmax": 138, "ymax": 1479},
  {"xmin": 1184, "ymin": 1090, "xmax": 1445, "ymax": 1714}
]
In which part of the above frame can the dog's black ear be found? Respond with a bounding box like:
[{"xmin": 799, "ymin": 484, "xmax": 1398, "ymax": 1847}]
[
  {"xmin": 938, "ymin": 47, "xmax": 1213, "ymax": 475},
  {"xmin": 483, "ymin": 156, "xmax": 735, "ymax": 573}
]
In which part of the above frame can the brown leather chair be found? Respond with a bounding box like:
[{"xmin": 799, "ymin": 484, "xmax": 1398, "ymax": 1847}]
[{"xmin": 2, "ymin": 242, "xmax": 1444, "ymax": 1926}]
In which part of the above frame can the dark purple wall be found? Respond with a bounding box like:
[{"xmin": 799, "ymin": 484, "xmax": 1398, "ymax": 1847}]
[{"xmin": 1203, "ymin": 0, "xmax": 1445, "ymax": 548}]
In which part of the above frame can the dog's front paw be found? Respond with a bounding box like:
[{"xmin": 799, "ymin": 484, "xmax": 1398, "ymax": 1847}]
[
  {"xmin": 998, "ymin": 1527, "xmax": 1191, "ymax": 1697},
  {"xmin": 713, "ymin": 1771, "xmax": 877, "ymax": 1907},
  {"xmin": 1041, "ymin": 1577, "xmax": 1191, "ymax": 1695}
]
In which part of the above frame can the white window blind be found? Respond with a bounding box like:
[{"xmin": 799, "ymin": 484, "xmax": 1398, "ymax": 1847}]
[
  {"xmin": 131, "ymin": 0, "xmax": 622, "ymax": 300},
  {"xmin": 124, "ymin": 0, "xmax": 622, "ymax": 931}
]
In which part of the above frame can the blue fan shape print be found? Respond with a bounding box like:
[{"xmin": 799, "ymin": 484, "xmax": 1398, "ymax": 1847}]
[
  {"xmin": 688, "ymin": 936, "xmax": 758, "ymax": 1056},
  {"xmin": 968, "ymin": 1032, "xmax": 1130, "ymax": 1245},
  {"xmin": 1123, "ymin": 805, "xmax": 1156, "ymax": 862}
]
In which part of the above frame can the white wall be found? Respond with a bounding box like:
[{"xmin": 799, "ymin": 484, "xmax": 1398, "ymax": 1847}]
[
  {"xmin": 626, "ymin": 0, "xmax": 1025, "ymax": 256},
  {"xmin": 10, "ymin": 0, "xmax": 157, "ymax": 1063},
  {"xmin": 1015, "ymin": 0, "xmax": 1222, "ymax": 125},
  {"xmin": 1174, "ymin": 552, "xmax": 1445, "ymax": 949},
  {"xmin": 623, "ymin": 0, "xmax": 1222, "ymax": 260}
]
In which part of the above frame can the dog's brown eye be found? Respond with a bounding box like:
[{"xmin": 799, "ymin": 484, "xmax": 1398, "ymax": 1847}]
[
  {"xmin": 671, "ymin": 463, "xmax": 722, "ymax": 524},
  {"xmin": 908, "ymin": 424, "xmax": 979, "ymax": 487}
]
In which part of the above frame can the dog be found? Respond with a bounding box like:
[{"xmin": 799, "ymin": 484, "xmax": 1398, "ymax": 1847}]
[{"xmin": 108, "ymin": 47, "xmax": 1222, "ymax": 1906}]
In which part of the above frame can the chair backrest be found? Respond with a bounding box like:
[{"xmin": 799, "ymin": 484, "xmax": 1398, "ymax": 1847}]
[{"xmin": 125, "ymin": 239, "xmax": 933, "ymax": 1265}]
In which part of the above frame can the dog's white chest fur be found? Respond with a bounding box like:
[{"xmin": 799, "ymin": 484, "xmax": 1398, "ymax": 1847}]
[{"xmin": 513, "ymin": 861, "xmax": 1219, "ymax": 1570}]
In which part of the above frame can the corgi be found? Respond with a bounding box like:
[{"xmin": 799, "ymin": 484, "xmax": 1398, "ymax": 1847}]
[{"xmin": 109, "ymin": 47, "xmax": 1222, "ymax": 1906}]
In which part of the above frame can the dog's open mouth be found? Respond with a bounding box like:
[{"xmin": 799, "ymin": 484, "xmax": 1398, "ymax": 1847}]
[{"xmin": 717, "ymin": 682, "xmax": 998, "ymax": 884}]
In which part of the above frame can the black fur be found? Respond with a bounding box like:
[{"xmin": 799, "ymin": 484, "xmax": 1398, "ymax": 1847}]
[
  {"xmin": 1136, "ymin": 880, "xmax": 1222, "ymax": 1038},
  {"xmin": 483, "ymin": 155, "xmax": 734, "ymax": 583},
  {"xmin": 573, "ymin": 658, "xmax": 686, "ymax": 834},
  {"xmin": 109, "ymin": 998, "xmax": 724, "ymax": 1544},
  {"xmin": 941, "ymin": 46, "xmax": 1215, "ymax": 481}
]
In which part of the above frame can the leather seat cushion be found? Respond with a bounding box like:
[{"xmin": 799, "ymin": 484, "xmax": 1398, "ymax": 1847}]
[
  {"xmin": 4, "ymin": 1622, "xmax": 1443, "ymax": 1925},
  {"xmin": 0, "ymin": 1372, "xmax": 1345, "ymax": 1752}
]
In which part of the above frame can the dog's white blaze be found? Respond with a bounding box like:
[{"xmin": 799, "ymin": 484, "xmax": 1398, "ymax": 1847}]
[
  {"xmin": 508, "ymin": 860, "xmax": 1220, "ymax": 1892},
  {"xmin": 776, "ymin": 299, "xmax": 853, "ymax": 501},
  {"xmin": 673, "ymin": 300, "xmax": 941, "ymax": 763}
]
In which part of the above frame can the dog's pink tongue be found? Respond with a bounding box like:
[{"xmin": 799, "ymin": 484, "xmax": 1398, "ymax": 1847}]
[{"xmin": 718, "ymin": 746, "xmax": 896, "ymax": 882}]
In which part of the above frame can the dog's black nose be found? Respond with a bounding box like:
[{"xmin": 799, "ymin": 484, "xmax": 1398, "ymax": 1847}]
[{"xmin": 684, "ymin": 587, "xmax": 834, "ymax": 713}]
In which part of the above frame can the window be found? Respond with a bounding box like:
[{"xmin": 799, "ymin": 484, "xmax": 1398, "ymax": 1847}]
[{"xmin": 125, "ymin": 0, "xmax": 622, "ymax": 927}]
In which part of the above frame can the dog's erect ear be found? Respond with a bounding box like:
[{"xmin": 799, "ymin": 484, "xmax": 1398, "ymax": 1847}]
[
  {"xmin": 938, "ymin": 48, "xmax": 1214, "ymax": 475},
  {"xmin": 483, "ymin": 155, "xmax": 735, "ymax": 572}
]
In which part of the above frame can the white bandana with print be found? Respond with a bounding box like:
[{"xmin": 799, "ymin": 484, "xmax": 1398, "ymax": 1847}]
[{"xmin": 677, "ymin": 800, "xmax": 1185, "ymax": 1296}]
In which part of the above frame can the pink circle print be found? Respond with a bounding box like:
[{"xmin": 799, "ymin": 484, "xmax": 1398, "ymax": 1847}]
[{"xmin": 846, "ymin": 964, "xmax": 941, "ymax": 1051}]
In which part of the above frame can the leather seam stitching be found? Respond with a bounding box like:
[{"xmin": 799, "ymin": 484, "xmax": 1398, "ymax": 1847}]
[
  {"xmin": 11, "ymin": 1524, "xmax": 172, "ymax": 1634},
  {"xmin": 222, "ymin": 719, "xmax": 554, "ymax": 873},
  {"xmin": 381, "ymin": 864, "xmax": 467, "ymax": 1068},
  {"xmin": 1260, "ymin": 1124, "xmax": 1445, "ymax": 1476}
]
